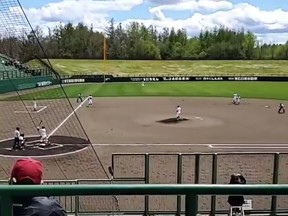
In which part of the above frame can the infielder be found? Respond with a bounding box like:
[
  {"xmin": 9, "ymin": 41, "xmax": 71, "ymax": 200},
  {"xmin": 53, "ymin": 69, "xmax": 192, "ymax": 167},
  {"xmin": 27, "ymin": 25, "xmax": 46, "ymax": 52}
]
[
  {"xmin": 278, "ymin": 103, "xmax": 285, "ymax": 114},
  {"xmin": 87, "ymin": 95, "xmax": 93, "ymax": 107},
  {"xmin": 176, "ymin": 105, "xmax": 182, "ymax": 120},
  {"xmin": 33, "ymin": 98, "xmax": 37, "ymax": 111},
  {"xmin": 37, "ymin": 126, "xmax": 50, "ymax": 146}
]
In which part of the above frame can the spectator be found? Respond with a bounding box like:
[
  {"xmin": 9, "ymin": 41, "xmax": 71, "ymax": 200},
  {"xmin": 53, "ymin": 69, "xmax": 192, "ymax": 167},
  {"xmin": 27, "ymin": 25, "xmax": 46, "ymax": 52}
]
[
  {"xmin": 9, "ymin": 158, "xmax": 67, "ymax": 216},
  {"xmin": 227, "ymin": 173, "xmax": 246, "ymax": 213}
]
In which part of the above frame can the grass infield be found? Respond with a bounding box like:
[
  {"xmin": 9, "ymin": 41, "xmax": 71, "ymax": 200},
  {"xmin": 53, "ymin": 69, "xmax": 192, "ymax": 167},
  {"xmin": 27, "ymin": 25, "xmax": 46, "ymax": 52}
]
[
  {"xmin": 28, "ymin": 59, "xmax": 288, "ymax": 76},
  {"xmin": 4, "ymin": 82, "xmax": 288, "ymax": 101}
]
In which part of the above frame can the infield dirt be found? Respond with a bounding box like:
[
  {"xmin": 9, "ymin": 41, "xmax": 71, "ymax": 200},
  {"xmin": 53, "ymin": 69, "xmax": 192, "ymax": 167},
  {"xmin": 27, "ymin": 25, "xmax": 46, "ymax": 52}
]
[{"xmin": 1, "ymin": 97, "xmax": 288, "ymax": 212}]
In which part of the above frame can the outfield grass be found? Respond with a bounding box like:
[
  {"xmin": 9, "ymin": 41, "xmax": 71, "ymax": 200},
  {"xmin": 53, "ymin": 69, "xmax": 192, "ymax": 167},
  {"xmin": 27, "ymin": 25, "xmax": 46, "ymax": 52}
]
[
  {"xmin": 5, "ymin": 82, "xmax": 288, "ymax": 101},
  {"xmin": 41, "ymin": 59, "xmax": 288, "ymax": 76}
]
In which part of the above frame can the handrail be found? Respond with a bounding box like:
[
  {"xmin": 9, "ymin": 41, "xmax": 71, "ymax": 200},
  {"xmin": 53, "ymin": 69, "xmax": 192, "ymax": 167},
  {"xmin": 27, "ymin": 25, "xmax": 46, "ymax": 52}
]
[{"xmin": 2, "ymin": 184, "xmax": 288, "ymax": 216}]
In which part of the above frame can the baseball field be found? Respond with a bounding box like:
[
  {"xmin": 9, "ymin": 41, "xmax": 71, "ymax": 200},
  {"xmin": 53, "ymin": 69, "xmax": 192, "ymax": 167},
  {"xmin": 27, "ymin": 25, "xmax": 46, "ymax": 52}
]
[{"xmin": 1, "ymin": 59, "xmax": 288, "ymax": 214}]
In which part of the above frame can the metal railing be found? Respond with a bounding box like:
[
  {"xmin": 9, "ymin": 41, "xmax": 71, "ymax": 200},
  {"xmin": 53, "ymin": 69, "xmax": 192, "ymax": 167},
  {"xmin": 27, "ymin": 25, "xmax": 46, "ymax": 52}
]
[
  {"xmin": 112, "ymin": 152, "xmax": 288, "ymax": 215},
  {"xmin": 1, "ymin": 184, "xmax": 288, "ymax": 216}
]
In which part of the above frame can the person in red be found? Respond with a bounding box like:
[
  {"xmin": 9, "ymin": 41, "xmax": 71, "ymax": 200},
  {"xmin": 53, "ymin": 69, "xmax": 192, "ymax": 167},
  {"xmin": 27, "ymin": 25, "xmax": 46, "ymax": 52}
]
[{"xmin": 8, "ymin": 158, "xmax": 67, "ymax": 216}]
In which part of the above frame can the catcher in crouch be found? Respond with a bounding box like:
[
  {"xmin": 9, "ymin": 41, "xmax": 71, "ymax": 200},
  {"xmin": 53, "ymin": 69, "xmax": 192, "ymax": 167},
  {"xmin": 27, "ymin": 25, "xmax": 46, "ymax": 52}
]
[{"xmin": 37, "ymin": 126, "xmax": 50, "ymax": 146}]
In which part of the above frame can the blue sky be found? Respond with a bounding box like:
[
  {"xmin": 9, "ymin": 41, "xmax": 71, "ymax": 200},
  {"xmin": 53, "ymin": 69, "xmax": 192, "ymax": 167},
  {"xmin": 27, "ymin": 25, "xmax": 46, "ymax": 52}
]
[{"xmin": 18, "ymin": 0, "xmax": 288, "ymax": 43}]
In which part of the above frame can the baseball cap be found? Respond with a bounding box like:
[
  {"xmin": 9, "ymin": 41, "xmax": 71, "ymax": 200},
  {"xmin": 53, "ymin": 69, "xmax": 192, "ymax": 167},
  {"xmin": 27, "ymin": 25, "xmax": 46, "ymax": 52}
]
[{"xmin": 10, "ymin": 158, "xmax": 43, "ymax": 184}]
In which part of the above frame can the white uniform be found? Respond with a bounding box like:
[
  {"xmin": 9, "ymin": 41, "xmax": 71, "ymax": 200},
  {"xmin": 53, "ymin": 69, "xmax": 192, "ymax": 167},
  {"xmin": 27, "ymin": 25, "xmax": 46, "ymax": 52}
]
[
  {"xmin": 88, "ymin": 96, "xmax": 93, "ymax": 106},
  {"xmin": 19, "ymin": 135, "xmax": 25, "ymax": 146},
  {"xmin": 33, "ymin": 100, "xmax": 37, "ymax": 111},
  {"xmin": 14, "ymin": 130, "xmax": 20, "ymax": 139},
  {"xmin": 142, "ymin": 81, "xmax": 145, "ymax": 86},
  {"xmin": 176, "ymin": 106, "xmax": 181, "ymax": 119},
  {"xmin": 236, "ymin": 96, "xmax": 241, "ymax": 104},
  {"xmin": 233, "ymin": 94, "xmax": 238, "ymax": 103},
  {"xmin": 39, "ymin": 128, "xmax": 48, "ymax": 142}
]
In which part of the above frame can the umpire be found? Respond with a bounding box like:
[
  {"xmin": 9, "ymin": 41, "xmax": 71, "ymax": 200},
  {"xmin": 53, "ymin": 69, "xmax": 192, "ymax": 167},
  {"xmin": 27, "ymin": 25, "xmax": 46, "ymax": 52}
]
[{"xmin": 13, "ymin": 127, "xmax": 20, "ymax": 150}]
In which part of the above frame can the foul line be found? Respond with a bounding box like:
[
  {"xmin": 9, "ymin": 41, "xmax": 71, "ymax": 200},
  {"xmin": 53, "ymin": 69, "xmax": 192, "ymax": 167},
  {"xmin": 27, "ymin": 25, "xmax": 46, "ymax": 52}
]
[
  {"xmin": 209, "ymin": 144, "xmax": 288, "ymax": 149},
  {"xmin": 47, "ymin": 97, "xmax": 89, "ymax": 139},
  {"xmin": 92, "ymin": 143, "xmax": 211, "ymax": 147}
]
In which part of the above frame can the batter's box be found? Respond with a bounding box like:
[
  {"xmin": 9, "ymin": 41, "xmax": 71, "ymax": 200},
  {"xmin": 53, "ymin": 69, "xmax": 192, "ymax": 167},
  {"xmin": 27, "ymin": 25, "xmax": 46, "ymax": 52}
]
[
  {"xmin": 14, "ymin": 106, "xmax": 47, "ymax": 114},
  {"xmin": 34, "ymin": 143, "xmax": 63, "ymax": 150}
]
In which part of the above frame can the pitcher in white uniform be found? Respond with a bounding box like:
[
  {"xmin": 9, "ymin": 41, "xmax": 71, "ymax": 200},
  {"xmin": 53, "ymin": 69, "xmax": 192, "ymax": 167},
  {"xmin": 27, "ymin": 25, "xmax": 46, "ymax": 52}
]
[{"xmin": 232, "ymin": 93, "xmax": 238, "ymax": 104}]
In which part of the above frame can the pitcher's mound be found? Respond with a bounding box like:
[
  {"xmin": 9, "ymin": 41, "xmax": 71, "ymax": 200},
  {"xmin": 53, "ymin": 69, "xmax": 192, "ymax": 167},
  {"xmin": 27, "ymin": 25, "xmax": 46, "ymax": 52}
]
[{"xmin": 157, "ymin": 117, "xmax": 189, "ymax": 124}]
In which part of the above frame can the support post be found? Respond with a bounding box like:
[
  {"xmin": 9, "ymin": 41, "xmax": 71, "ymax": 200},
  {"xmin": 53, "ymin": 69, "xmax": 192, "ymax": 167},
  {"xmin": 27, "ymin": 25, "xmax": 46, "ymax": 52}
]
[
  {"xmin": 1, "ymin": 196, "xmax": 13, "ymax": 216},
  {"xmin": 185, "ymin": 194, "xmax": 198, "ymax": 216},
  {"xmin": 210, "ymin": 153, "xmax": 218, "ymax": 216},
  {"xmin": 271, "ymin": 153, "xmax": 280, "ymax": 215},
  {"xmin": 144, "ymin": 153, "xmax": 149, "ymax": 216},
  {"xmin": 177, "ymin": 153, "xmax": 183, "ymax": 216}
]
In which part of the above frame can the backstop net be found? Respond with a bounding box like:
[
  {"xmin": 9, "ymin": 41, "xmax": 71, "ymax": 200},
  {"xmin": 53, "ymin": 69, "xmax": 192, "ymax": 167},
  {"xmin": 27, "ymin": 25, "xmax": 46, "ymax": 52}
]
[
  {"xmin": 0, "ymin": 0, "xmax": 89, "ymax": 144},
  {"xmin": 0, "ymin": 0, "xmax": 120, "ymax": 212}
]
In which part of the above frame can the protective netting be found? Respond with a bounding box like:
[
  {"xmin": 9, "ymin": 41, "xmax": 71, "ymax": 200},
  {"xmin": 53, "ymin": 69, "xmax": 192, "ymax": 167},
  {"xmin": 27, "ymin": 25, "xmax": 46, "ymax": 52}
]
[
  {"xmin": 0, "ymin": 0, "xmax": 119, "ymax": 213},
  {"xmin": 0, "ymin": 0, "xmax": 88, "ymax": 142}
]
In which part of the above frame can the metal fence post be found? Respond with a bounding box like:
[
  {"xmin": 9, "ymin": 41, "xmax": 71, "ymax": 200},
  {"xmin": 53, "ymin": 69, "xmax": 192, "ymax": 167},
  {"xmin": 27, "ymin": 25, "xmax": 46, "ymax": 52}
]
[
  {"xmin": 211, "ymin": 153, "xmax": 218, "ymax": 216},
  {"xmin": 194, "ymin": 154, "xmax": 200, "ymax": 184},
  {"xmin": 1, "ymin": 195, "xmax": 13, "ymax": 216},
  {"xmin": 144, "ymin": 153, "xmax": 150, "ymax": 216},
  {"xmin": 185, "ymin": 194, "xmax": 198, "ymax": 216},
  {"xmin": 177, "ymin": 153, "xmax": 183, "ymax": 216},
  {"xmin": 75, "ymin": 180, "xmax": 79, "ymax": 216},
  {"xmin": 271, "ymin": 153, "xmax": 280, "ymax": 215}
]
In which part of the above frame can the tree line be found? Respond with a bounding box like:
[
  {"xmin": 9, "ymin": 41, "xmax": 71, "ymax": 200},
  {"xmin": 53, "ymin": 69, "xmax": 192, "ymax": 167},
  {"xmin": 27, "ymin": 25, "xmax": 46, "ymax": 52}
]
[{"xmin": 0, "ymin": 19, "xmax": 288, "ymax": 62}]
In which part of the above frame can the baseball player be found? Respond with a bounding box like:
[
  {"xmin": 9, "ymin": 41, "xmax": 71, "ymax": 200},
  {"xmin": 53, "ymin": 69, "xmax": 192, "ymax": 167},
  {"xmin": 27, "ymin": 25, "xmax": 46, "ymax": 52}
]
[
  {"xmin": 142, "ymin": 80, "xmax": 145, "ymax": 87},
  {"xmin": 33, "ymin": 98, "xmax": 37, "ymax": 111},
  {"xmin": 278, "ymin": 103, "xmax": 285, "ymax": 114},
  {"xmin": 37, "ymin": 126, "xmax": 49, "ymax": 146},
  {"xmin": 12, "ymin": 127, "xmax": 20, "ymax": 150},
  {"xmin": 176, "ymin": 105, "xmax": 182, "ymax": 120},
  {"xmin": 19, "ymin": 133, "xmax": 26, "ymax": 150},
  {"xmin": 232, "ymin": 93, "xmax": 238, "ymax": 104},
  {"xmin": 77, "ymin": 93, "xmax": 83, "ymax": 103},
  {"xmin": 87, "ymin": 95, "xmax": 93, "ymax": 107},
  {"xmin": 235, "ymin": 95, "xmax": 241, "ymax": 105}
]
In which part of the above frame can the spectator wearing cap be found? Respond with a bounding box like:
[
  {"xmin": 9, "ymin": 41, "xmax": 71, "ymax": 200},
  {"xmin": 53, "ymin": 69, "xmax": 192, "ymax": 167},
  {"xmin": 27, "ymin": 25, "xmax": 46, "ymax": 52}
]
[{"xmin": 8, "ymin": 158, "xmax": 67, "ymax": 216}]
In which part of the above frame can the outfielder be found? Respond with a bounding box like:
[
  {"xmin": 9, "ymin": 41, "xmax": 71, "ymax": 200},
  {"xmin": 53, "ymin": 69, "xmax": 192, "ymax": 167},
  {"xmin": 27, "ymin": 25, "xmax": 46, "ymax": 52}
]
[{"xmin": 176, "ymin": 105, "xmax": 182, "ymax": 120}]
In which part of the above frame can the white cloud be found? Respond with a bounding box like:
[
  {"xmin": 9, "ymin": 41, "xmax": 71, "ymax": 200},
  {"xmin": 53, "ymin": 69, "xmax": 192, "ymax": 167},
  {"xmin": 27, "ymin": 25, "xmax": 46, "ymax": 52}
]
[
  {"xmin": 24, "ymin": 0, "xmax": 144, "ymax": 30},
  {"xmin": 4, "ymin": 0, "xmax": 287, "ymax": 43}
]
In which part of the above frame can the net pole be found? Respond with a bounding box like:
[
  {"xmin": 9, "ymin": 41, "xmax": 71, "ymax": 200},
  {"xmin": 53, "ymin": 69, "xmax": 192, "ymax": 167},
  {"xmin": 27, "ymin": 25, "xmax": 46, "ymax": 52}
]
[{"xmin": 103, "ymin": 35, "xmax": 106, "ymax": 84}]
